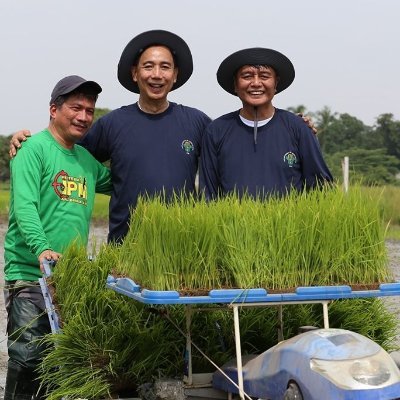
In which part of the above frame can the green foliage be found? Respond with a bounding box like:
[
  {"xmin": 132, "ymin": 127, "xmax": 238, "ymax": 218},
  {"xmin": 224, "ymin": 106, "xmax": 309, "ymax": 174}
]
[
  {"xmin": 284, "ymin": 108, "xmax": 400, "ymax": 187},
  {"xmin": 91, "ymin": 193, "xmax": 110, "ymax": 223},
  {"xmin": 326, "ymin": 148, "xmax": 400, "ymax": 186},
  {"xmin": 313, "ymin": 106, "xmax": 337, "ymax": 138},
  {"xmin": 117, "ymin": 186, "xmax": 391, "ymax": 291},
  {"xmin": 40, "ymin": 244, "xmax": 187, "ymax": 399},
  {"xmin": 286, "ymin": 104, "xmax": 308, "ymax": 115},
  {"xmin": 94, "ymin": 107, "xmax": 111, "ymax": 122},
  {"xmin": 0, "ymin": 134, "xmax": 12, "ymax": 181},
  {"xmin": 318, "ymin": 113, "xmax": 372, "ymax": 154},
  {"xmin": 366, "ymin": 186, "xmax": 400, "ymax": 226},
  {"xmin": 119, "ymin": 194, "xmax": 223, "ymax": 291},
  {"xmin": 375, "ymin": 113, "xmax": 400, "ymax": 160}
]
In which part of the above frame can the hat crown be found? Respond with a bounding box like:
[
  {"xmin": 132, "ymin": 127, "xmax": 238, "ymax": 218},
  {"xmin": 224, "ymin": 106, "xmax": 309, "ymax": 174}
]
[
  {"xmin": 217, "ymin": 47, "xmax": 295, "ymax": 96},
  {"xmin": 117, "ymin": 30, "xmax": 193, "ymax": 94},
  {"xmin": 50, "ymin": 75, "xmax": 102, "ymax": 105}
]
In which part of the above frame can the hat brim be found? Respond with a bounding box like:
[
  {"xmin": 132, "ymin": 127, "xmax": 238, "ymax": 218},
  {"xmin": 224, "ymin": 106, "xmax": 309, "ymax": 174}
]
[
  {"xmin": 217, "ymin": 48, "xmax": 295, "ymax": 96},
  {"xmin": 75, "ymin": 81, "xmax": 102, "ymax": 95},
  {"xmin": 117, "ymin": 30, "xmax": 193, "ymax": 93}
]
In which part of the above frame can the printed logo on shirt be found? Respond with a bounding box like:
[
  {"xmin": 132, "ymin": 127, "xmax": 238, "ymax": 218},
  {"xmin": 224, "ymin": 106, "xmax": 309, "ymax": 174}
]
[
  {"xmin": 283, "ymin": 152, "xmax": 297, "ymax": 168},
  {"xmin": 52, "ymin": 170, "xmax": 88, "ymax": 205},
  {"xmin": 181, "ymin": 140, "xmax": 194, "ymax": 155}
]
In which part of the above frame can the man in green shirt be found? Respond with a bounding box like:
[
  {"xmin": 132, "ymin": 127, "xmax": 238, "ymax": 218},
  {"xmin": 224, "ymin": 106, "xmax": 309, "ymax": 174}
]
[{"xmin": 3, "ymin": 75, "xmax": 112, "ymax": 400}]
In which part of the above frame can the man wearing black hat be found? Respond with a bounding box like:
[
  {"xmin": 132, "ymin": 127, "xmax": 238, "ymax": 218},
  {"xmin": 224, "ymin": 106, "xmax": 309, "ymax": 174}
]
[
  {"xmin": 3, "ymin": 75, "xmax": 111, "ymax": 399},
  {"xmin": 200, "ymin": 48, "xmax": 333, "ymax": 199},
  {"xmin": 78, "ymin": 30, "xmax": 212, "ymax": 243}
]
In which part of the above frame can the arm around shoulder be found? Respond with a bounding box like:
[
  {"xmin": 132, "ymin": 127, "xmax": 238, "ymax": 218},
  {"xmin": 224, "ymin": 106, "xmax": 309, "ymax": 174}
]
[{"xmin": 9, "ymin": 129, "xmax": 32, "ymax": 158}]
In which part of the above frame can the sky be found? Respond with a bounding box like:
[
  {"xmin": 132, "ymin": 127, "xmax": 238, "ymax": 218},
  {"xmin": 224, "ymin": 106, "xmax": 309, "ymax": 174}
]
[{"xmin": 0, "ymin": 0, "xmax": 399, "ymax": 136}]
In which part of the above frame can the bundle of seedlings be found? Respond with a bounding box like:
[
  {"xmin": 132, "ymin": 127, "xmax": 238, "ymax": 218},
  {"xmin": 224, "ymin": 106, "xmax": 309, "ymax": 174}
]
[
  {"xmin": 117, "ymin": 185, "xmax": 392, "ymax": 291},
  {"xmin": 39, "ymin": 245, "xmax": 188, "ymax": 399}
]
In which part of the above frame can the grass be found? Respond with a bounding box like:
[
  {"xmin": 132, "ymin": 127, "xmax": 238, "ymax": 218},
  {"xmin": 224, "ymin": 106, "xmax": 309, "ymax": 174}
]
[
  {"xmin": 0, "ymin": 183, "xmax": 9, "ymax": 221},
  {"xmin": 91, "ymin": 193, "xmax": 110, "ymax": 223}
]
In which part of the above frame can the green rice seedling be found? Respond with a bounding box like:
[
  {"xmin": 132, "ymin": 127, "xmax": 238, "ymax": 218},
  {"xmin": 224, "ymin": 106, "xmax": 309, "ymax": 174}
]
[
  {"xmin": 285, "ymin": 186, "xmax": 388, "ymax": 287},
  {"xmin": 119, "ymin": 194, "xmax": 223, "ymax": 291},
  {"xmin": 312, "ymin": 186, "xmax": 390, "ymax": 286},
  {"xmin": 215, "ymin": 185, "xmax": 390, "ymax": 290},
  {"xmin": 41, "ymin": 243, "xmax": 192, "ymax": 399},
  {"xmin": 115, "ymin": 184, "xmax": 391, "ymax": 292}
]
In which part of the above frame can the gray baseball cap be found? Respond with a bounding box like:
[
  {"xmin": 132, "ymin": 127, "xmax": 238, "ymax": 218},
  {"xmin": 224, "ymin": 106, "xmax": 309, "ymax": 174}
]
[{"xmin": 50, "ymin": 75, "xmax": 102, "ymax": 105}]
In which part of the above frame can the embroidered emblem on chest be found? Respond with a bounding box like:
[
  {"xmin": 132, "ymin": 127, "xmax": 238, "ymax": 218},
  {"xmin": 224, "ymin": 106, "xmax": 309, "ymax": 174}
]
[
  {"xmin": 181, "ymin": 139, "xmax": 194, "ymax": 155},
  {"xmin": 283, "ymin": 152, "xmax": 297, "ymax": 168}
]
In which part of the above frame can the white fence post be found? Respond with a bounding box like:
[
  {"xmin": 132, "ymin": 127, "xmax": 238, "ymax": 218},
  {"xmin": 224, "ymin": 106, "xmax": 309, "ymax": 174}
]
[{"xmin": 342, "ymin": 156, "xmax": 349, "ymax": 193}]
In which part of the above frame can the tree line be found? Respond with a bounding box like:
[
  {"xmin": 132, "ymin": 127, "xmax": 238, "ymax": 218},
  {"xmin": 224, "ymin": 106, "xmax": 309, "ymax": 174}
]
[
  {"xmin": 289, "ymin": 106, "xmax": 400, "ymax": 186},
  {"xmin": 1, "ymin": 107, "xmax": 400, "ymax": 185}
]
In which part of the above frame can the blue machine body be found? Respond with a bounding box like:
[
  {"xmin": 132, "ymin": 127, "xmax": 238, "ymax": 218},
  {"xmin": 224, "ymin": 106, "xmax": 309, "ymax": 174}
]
[{"xmin": 213, "ymin": 328, "xmax": 400, "ymax": 399}]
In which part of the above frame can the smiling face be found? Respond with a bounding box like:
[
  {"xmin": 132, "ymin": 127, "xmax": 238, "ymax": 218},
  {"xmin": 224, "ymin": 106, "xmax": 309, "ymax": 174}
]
[
  {"xmin": 234, "ymin": 65, "xmax": 278, "ymax": 117},
  {"xmin": 49, "ymin": 94, "xmax": 95, "ymax": 148},
  {"xmin": 131, "ymin": 45, "xmax": 178, "ymax": 104}
]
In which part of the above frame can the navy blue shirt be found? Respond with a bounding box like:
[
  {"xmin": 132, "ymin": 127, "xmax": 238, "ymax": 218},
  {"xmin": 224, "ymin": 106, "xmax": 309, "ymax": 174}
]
[
  {"xmin": 200, "ymin": 108, "xmax": 333, "ymax": 199},
  {"xmin": 80, "ymin": 102, "xmax": 211, "ymax": 243}
]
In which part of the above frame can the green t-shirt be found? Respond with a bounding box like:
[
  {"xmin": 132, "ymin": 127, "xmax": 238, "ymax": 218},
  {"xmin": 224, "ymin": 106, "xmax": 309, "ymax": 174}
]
[{"xmin": 4, "ymin": 129, "xmax": 112, "ymax": 281}]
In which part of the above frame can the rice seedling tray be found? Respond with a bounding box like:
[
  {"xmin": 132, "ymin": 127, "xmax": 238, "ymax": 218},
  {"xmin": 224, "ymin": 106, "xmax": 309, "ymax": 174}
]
[{"xmin": 106, "ymin": 275, "xmax": 400, "ymax": 305}]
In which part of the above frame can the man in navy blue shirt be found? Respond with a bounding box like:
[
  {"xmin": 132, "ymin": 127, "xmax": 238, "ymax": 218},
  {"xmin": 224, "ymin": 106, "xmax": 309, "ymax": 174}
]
[
  {"xmin": 200, "ymin": 48, "xmax": 333, "ymax": 199},
  {"xmin": 78, "ymin": 30, "xmax": 211, "ymax": 243}
]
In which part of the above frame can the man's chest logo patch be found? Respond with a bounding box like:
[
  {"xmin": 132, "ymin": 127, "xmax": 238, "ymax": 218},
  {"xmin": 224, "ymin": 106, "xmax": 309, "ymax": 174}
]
[
  {"xmin": 52, "ymin": 170, "xmax": 88, "ymax": 205},
  {"xmin": 283, "ymin": 152, "xmax": 297, "ymax": 168},
  {"xmin": 181, "ymin": 140, "xmax": 194, "ymax": 155}
]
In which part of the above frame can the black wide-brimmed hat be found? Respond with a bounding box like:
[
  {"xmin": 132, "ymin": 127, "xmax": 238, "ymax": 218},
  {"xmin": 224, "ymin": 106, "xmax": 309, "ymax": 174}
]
[
  {"xmin": 217, "ymin": 47, "xmax": 295, "ymax": 96},
  {"xmin": 117, "ymin": 30, "xmax": 193, "ymax": 93}
]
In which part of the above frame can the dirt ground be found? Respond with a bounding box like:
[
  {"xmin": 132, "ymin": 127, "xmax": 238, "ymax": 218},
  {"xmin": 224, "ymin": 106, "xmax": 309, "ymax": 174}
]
[{"xmin": 0, "ymin": 224, "xmax": 399, "ymax": 398}]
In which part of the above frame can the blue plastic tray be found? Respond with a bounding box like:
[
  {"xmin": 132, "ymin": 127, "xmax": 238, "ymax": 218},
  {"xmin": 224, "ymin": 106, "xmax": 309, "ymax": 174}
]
[{"xmin": 106, "ymin": 276, "xmax": 400, "ymax": 305}]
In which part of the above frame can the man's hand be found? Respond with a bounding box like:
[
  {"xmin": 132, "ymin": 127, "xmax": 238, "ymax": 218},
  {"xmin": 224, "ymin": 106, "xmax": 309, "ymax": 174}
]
[
  {"xmin": 38, "ymin": 249, "xmax": 62, "ymax": 273},
  {"xmin": 9, "ymin": 129, "xmax": 32, "ymax": 158},
  {"xmin": 298, "ymin": 114, "xmax": 317, "ymax": 135}
]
